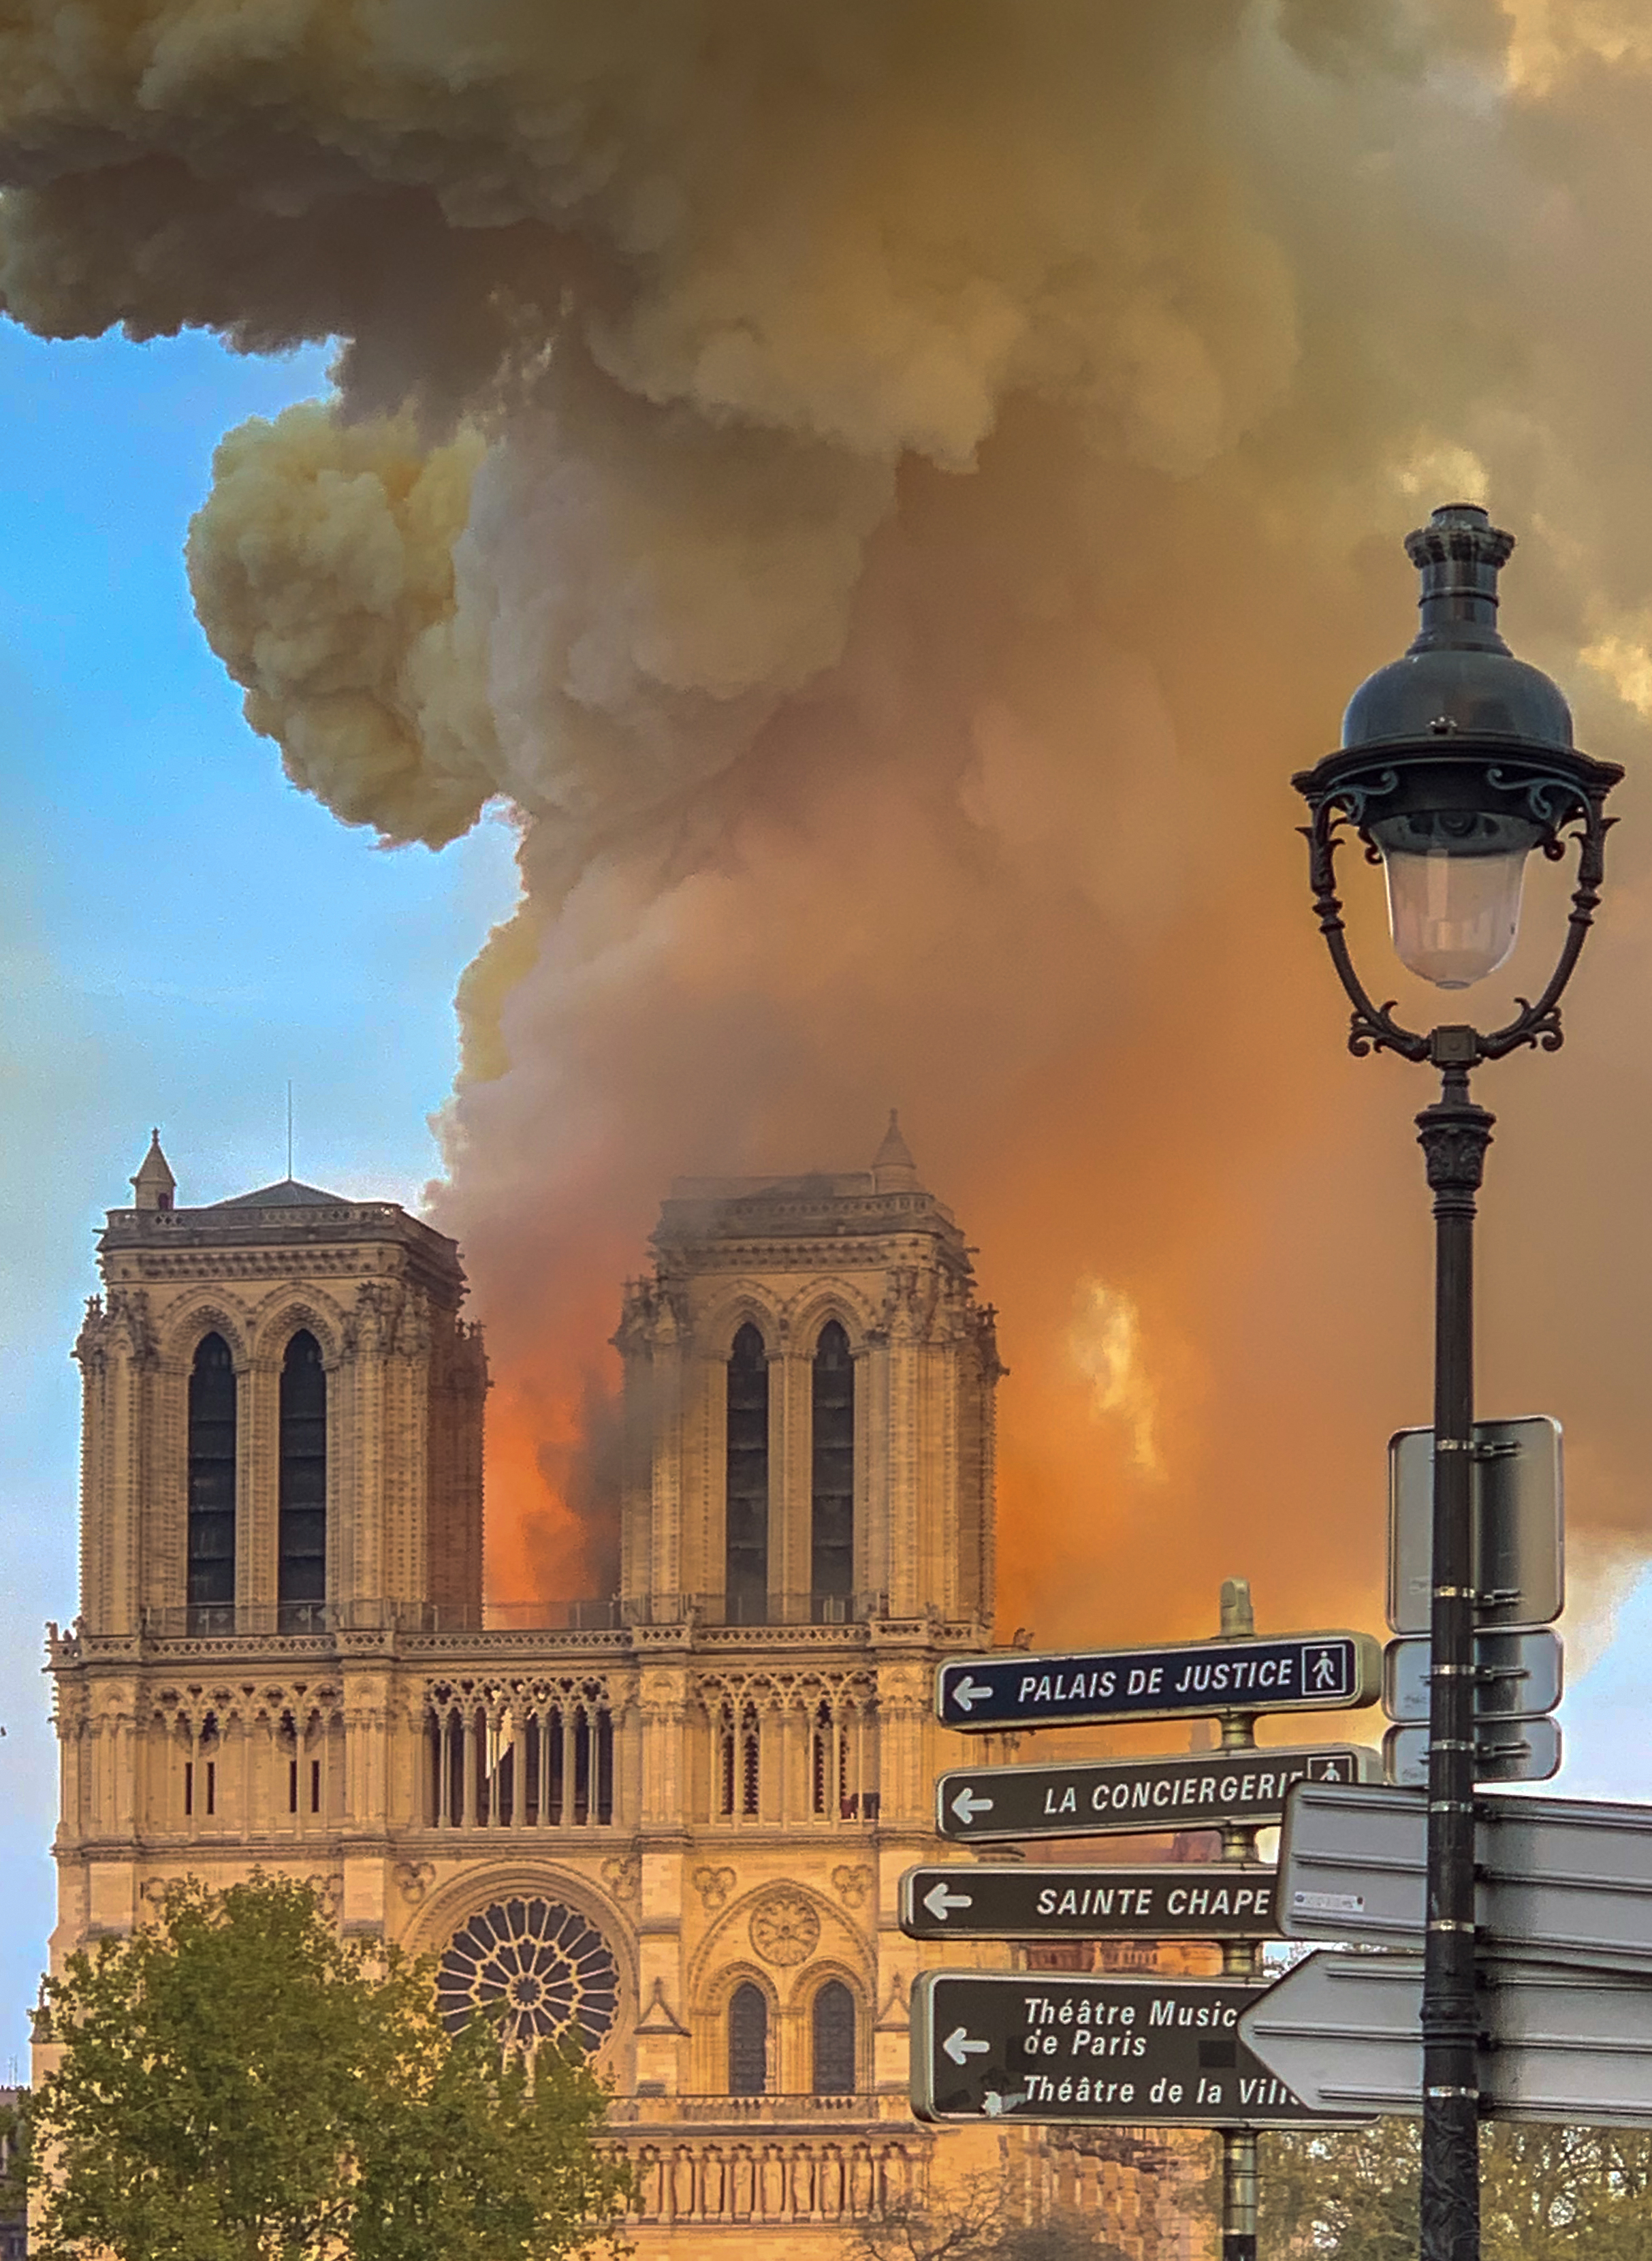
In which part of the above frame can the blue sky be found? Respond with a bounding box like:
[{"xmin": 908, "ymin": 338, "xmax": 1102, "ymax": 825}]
[
  {"xmin": 0, "ymin": 313, "xmax": 1649, "ymax": 2073},
  {"xmin": 0, "ymin": 319, "xmax": 516, "ymax": 2066}
]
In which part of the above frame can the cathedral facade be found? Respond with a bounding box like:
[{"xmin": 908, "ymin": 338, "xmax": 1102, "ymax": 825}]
[{"xmin": 47, "ymin": 1122, "xmax": 1197, "ymax": 2260}]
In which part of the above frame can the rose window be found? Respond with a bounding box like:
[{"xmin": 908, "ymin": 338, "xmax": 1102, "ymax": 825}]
[{"xmin": 436, "ymin": 1897, "xmax": 620, "ymax": 2052}]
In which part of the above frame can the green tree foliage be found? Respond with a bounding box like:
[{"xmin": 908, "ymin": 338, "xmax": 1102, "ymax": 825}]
[
  {"xmin": 1250, "ymin": 2121, "xmax": 1652, "ymax": 2261},
  {"xmin": 25, "ymin": 1873, "xmax": 633, "ymax": 2261},
  {"xmin": 849, "ymin": 2166, "xmax": 1130, "ymax": 2261}
]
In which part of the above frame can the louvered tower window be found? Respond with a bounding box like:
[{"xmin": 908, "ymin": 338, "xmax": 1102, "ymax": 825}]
[
  {"xmin": 278, "ymin": 1331, "xmax": 326, "ymax": 1625},
  {"xmin": 725, "ymin": 1323, "xmax": 769, "ymax": 1622},
  {"xmin": 811, "ymin": 1320, "xmax": 855, "ymax": 1608},
  {"xmin": 187, "ymin": 1334, "xmax": 236, "ymax": 1622}
]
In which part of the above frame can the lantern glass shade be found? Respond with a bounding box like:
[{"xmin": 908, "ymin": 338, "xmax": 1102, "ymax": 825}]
[{"xmin": 1367, "ymin": 808, "xmax": 1542, "ymax": 990}]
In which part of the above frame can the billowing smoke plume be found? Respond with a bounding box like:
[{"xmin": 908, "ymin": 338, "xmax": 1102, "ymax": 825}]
[{"xmin": 9, "ymin": 1, "xmax": 1652, "ymax": 1646}]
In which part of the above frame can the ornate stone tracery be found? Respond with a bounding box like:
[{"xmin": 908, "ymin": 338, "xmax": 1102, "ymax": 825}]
[{"xmin": 436, "ymin": 1895, "xmax": 620, "ymax": 2053}]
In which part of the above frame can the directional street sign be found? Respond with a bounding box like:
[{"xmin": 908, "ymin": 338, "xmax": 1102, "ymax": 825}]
[
  {"xmin": 900, "ymin": 1864, "xmax": 1281, "ymax": 1942},
  {"xmin": 935, "ymin": 1744, "xmax": 1381, "ymax": 1841},
  {"xmin": 1239, "ymin": 1948, "xmax": 1652, "ymax": 2127},
  {"xmin": 911, "ymin": 1972, "xmax": 1365, "ymax": 2128},
  {"xmin": 936, "ymin": 1633, "xmax": 1380, "ymax": 1733},
  {"xmin": 1383, "ymin": 1715, "xmax": 1561, "ymax": 1788},
  {"xmin": 1280, "ymin": 1780, "xmax": 1652, "ymax": 1972},
  {"xmin": 1388, "ymin": 1415, "xmax": 1563, "ymax": 1634},
  {"xmin": 1383, "ymin": 1628, "xmax": 1563, "ymax": 1724}
]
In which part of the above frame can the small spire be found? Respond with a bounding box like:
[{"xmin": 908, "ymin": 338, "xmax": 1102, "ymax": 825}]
[
  {"xmin": 872, "ymin": 1108, "xmax": 919, "ymax": 1190},
  {"xmin": 130, "ymin": 1130, "xmax": 176, "ymax": 1213}
]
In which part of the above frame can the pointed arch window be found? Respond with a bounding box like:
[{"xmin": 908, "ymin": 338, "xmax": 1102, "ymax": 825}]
[
  {"xmin": 812, "ymin": 1979, "xmax": 857, "ymax": 2094},
  {"xmin": 729, "ymin": 1982, "xmax": 769, "ymax": 2095},
  {"xmin": 725, "ymin": 1322, "xmax": 769, "ymax": 1622},
  {"xmin": 279, "ymin": 1331, "xmax": 327, "ymax": 1627},
  {"xmin": 187, "ymin": 1333, "xmax": 236, "ymax": 1627},
  {"xmin": 812, "ymin": 1319, "xmax": 855, "ymax": 1611}
]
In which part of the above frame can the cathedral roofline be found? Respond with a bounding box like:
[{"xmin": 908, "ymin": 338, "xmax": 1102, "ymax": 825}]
[
  {"xmin": 209, "ymin": 1176, "xmax": 349, "ymax": 1208},
  {"xmin": 652, "ymin": 1171, "xmax": 966, "ymax": 1262},
  {"xmin": 97, "ymin": 1188, "xmax": 466, "ymax": 1287}
]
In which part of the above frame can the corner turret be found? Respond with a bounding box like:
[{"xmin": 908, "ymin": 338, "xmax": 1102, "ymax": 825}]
[
  {"xmin": 871, "ymin": 1109, "xmax": 919, "ymax": 1192},
  {"xmin": 129, "ymin": 1130, "xmax": 176, "ymax": 1212}
]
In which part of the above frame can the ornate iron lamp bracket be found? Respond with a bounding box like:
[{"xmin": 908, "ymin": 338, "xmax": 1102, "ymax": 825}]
[{"xmin": 1299, "ymin": 770, "xmax": 1616, "ymax": 1069}]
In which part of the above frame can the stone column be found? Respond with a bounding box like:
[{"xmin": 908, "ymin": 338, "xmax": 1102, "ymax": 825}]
[
  {"xmin": 880, "ymin": 1268, "xmax": 923, "ymax": 1618},
  {"xmin": 337, "ymin": 1281, "xmax": 394, "ymax": 1616},
  {"xmin": 650, "ymin": 1301, "xmax": 688, "ymax": 1609},
  {"xmin": 242, "ymin": 1350, "xmax": 281, "ymax": 1615},
  {"xmin": 93, "ymin": 1291, "xmax": 158, "ymax": 1637},
  {"xmin": 772, "ymin": 1343, "xmax": 810, "ymax": 1614}
]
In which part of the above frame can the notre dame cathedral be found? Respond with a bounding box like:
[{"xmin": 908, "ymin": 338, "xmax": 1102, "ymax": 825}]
[{"xmin": 47, "ymin": 1120, "xmax": 1200, "ymax": 2261}]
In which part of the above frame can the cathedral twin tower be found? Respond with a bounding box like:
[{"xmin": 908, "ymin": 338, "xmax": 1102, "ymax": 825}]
[{"xmin": 51, "ymin": 1119, "xmax": 1016, "ymax": 2254}]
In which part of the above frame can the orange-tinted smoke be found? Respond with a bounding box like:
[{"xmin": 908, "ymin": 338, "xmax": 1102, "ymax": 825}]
[
  {"xmin": 439, "ymin": 430, "xmax": 1652, "ymax": 1654},
  {"xmin": 7, "ymin": 3, "xmax": 1652, "ymax": 1658}
]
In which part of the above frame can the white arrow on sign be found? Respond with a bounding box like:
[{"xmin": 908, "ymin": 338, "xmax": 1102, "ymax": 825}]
[
  {"xmin": 949, "ymin": 1677, "xmax": 994, "ymax": 1713},
  {"xmin": 950, "ymin": 1787, "xmax": 995, "ymax": 1824},
  {"xmin": 943, "ymin": 2027, "xmax": 991, "ymax": 2066},
  {"xmin": 923, "ymin": 1882, "xmax": 975, "ymax": 1923}
]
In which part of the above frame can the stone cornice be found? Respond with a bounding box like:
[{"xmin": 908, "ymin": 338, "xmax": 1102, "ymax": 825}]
[
  {"xmin": 50, "ymin": 1611, "xmax": 991, "ymax": 1677},
  {"xmin": 99, "ymin": 1202, "xmax": 466, "ymax": 1299},
  {"xmin": 656, "ymin": 1235, "xmax": 970, "ymax": 1278}
]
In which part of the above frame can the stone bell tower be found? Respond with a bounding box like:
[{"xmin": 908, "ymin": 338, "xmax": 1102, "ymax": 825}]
[
  {"xmin": 613, "ymin": 1111, "xmax": 998, "ymax": 1631},
  {"xmin": 55, "ymin": 1141, "xmax": 486, "ymax": 1945},
  {"xmin": 72, "ymin": 1141, "xmax": 487, "ymax": 1643}
]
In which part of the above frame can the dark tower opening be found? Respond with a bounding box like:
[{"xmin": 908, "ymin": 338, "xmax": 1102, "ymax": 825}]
[
  {"xmin": 725, "ymin": 1321, "xmax": 769, "ymax": 1623},
  {"xmin": 811, "ymin": 1319, "xmax": 855, "ymax": 1613},
  {"xmin": 278, "ymin": 1330, "xmax": 326, "ymax": 1628},
  {"xmin": 187, "ymin": 1333, "xmax": 236, "ymax": 1629}
]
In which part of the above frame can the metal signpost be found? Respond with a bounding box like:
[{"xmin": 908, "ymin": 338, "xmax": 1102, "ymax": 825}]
[
  {"xmin": 937, "ymin": 1630, "xmax": 1379, "ymax": 1733},
  {"xmin": 935, "ymin": 1743, "xmax": 1380, "ymax": 1843},
  {"xmin": 901, "ymin": 1864, "xmax": 1282, "ymax": 1942},
  {"xmin": 1380, "ymin": 1429, "xmax": 1566, "ymax": 1791},
  {"xmin": 915, "ymin": 1579, "xmax": 1374, "ymax": 2261},
  {"xmin": 1280, "ymin": 1780, "xmax": 1652, "ymax": 1973},
  {"xmin": 912, "ymin": 1972, "xmax": 1359, "ymax": 2129},
  {"xmin": 1293, "ymin": 505, "xmax": 1624, "ymax": 2261},
  {"xmin": 1239, "ymin": 1951, "xmax": 1652, "ymax": 2128}
]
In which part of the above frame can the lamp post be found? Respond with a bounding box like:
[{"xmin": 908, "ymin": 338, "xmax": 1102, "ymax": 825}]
[{"xmin": 1292, "ymin": 505, "xmax": 1622, "ymax": 2261}]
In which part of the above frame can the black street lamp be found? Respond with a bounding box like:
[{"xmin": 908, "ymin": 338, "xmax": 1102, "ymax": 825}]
[{"xmin": 1293, "ymin": 505, "xmax": 1623, "ymax": 2261}]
